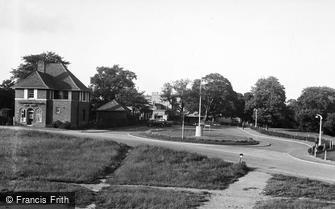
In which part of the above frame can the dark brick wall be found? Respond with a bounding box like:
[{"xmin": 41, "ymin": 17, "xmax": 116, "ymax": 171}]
[
  {"xmin": 70, "ymin": 101, "xmax": 89, "ymax": 128},
  {"xmin": 96, "ymin": 111, "xmax": 128, "ymax": 128},
  {"xmin": 72, "ymin": 91, "xmax": 79, "ymax": 101}
]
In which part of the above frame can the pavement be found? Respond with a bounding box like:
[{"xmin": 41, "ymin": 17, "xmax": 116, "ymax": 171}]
[{"xmin": 2, "ymin": 126, "xmax": 335, "ymax": 183}]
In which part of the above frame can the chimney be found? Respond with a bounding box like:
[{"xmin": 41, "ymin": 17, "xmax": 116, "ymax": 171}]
[{"xmin": 37, "ymin": 60, "xmax": 46, "ymax": 73}]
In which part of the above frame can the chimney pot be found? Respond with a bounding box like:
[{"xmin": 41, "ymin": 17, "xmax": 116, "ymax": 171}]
[{"xmin": 37, "ymin": 60, "xmax": 46, "ymax": 73}]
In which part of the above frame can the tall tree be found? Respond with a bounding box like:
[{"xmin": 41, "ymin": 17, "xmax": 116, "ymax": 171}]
[
  {"xmin": 296, "ymin": 86, "xmax": 335, "ymax": 131},
  {"xmin": 11, "ymin": 52, "xmax": 69, "ymax": 80},
  {"xmin": 249, "ymin": 76, "xmax": 286, "ymax": 127},
  {"xmin": 186, "ymin": 73, "xmax": 238, "ymax": 120},
  {"xmin": 90, "ymin": 65, "xmax": 147, "ymax": 109}
]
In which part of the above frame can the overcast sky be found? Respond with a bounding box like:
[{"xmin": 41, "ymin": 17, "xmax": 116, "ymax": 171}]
[{"xmin": 1, "ymin": 0, "xmax": 335, "ymax": 100}]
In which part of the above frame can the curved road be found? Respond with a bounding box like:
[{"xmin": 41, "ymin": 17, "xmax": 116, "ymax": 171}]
[{"xmin": 5, "ymin": 126, "xmax": 335, "ymax": 183}]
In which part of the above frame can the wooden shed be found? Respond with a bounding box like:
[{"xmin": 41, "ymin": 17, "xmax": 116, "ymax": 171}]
[{"xmin": 95, "ymin": 100, "xmax": 130, "ymax": 128}]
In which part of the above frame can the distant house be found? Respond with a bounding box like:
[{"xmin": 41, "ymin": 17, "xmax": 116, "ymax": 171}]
[
  {"xmin": 12, "ymin": 61, "xmax": 90, "ymax": 128},
  {"xmin": 96, "ymin": 100, "xmax": 130, "ymax": 128},
  {"xmin": 151, "ymin": 103, "xmax": 169, "ymax": 120}
]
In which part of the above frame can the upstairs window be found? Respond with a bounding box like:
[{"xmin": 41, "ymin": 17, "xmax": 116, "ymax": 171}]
[
  {"xmin": 82, "ymin": 92, "xmax": 86, "ymax": 101},
  {"xmin": 54, "ymin": 91, "xmax": 69, "ymax": 99},
  {"xmin": 28, "ymin": 89, "xmax": 34, "ymax": 99}
]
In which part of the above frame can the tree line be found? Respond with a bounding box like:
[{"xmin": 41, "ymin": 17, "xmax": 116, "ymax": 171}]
[{"xmin": 1, "ymin": 52, "xmax": 335, "ymax": 136}]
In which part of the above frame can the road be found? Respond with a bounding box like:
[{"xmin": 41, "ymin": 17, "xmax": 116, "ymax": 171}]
[{"xmin": 4, "ymin": 126, "xmax": 335, "ymax": 183}]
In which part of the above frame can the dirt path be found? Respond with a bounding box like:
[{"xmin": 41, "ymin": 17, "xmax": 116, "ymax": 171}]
[{"xmin": 199, "ymin": 171, "xmax": 272, "ymax": 209}]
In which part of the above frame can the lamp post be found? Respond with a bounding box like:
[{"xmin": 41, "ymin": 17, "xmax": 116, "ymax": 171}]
[
  {"xmin": 195, "ymin": 80, "xmax": 203, "ymax": 137},
  {"xmin": 254, "ymin": 108, "xmax": 258, "ymax": 128},
  {"xmin": 315, "ymin": 114, "xmax": 323, "ymax": 146}
]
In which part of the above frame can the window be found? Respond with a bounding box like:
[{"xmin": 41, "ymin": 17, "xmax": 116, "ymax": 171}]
[
  {"xmin": 82, "ymin": 92, "xmax": 86, "ymax": 101},
  {"xmin": 54, "ymin": 91, "xmax": 68, "ymax": 99},
  {"xmin": 82, "ymin": 109, "xmax": 86, "ymax": 121},
  {"xmin": 28, "ymin": 89, "xmax": 34, "ymax": 99},
  {"xmin": 20, "ymin": 109, "xmax": 26, "ymax": 123},
  {"xmin": 56, "ymin": 107, "xmax": 61, "ymax": 114},
  {"xmin": 35, "ymin": 108, "xmax": 42, "ymax": 122}
]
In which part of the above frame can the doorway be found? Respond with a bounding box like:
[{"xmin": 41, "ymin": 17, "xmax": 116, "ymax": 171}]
[{"xmin": 27, "ymin": 108, "xmax": 34, "ymax": 125}]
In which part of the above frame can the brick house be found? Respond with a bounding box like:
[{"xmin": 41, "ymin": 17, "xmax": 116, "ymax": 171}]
[{"xmin": 12, "ymin": 61, "xmax": 90, "ymax": 128}]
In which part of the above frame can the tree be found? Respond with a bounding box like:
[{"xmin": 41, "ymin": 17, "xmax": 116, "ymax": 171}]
[
  {"xmin": 161, "ymin": 79, "xmax": 191, "ymax": 117},
  {"xmin": 243, "ymin": 92, "xmax": 255, "ymax": 122},
  {"xmin": 115, "ymin": 88, "xmax": 149, "ymax": 111},
  {"xmin": 11, "ymin": 52, "xmax": 69, "ymax": 80},
  {"xmin": 0, "ymin": 79, "xmax": 15, "ymax": 110},
  {"xmin": 249, "ymin": 76, "xmax": 286, "ymax": 127},
  {"xmin": 186, "ymin": 73, "xmax": 238, "ymax": 121},
  {"xmin": 324, "ymin": 113, "xmax": 335, "ymax": 136},
  {"xmin": 296, "ymin": 87, "xmax": 335, "ymax": 131},
  {"xmin": 90, "ymin": 65, "xmax": 147, "ymax": 109}
]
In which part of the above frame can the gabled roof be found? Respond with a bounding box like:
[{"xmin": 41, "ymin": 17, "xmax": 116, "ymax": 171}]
[
  {"xmin": 13, "ymin": 62, "xmax": 89, "ymax": 91},
  {"xmin": 96, "ymin": 100, "xmax": 130, "ymax": 112}
]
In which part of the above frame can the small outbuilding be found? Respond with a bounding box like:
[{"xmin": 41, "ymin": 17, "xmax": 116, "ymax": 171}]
[{"xmin": 96, "ymin": 100, "xmax": 130, "ymax": 128}]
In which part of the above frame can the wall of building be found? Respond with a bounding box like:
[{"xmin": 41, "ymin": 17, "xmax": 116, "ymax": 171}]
[
  {"xmin": 37, "ymin": 89, "xmax": 47, "ymax": 99},
  {"xmin": 15, "ymin": 89, "xmax": 24, "ymax": 98},
  {"xmin": 52, "ymin": 100, "xmax": 72, "ymax": 123},
  {"xmin": 96, "ymin": 111, "xmax": 128, "ymax": 128},
  {"xmin": 14, "ymin": 100, "xmax": 47, "ymax": 127}
]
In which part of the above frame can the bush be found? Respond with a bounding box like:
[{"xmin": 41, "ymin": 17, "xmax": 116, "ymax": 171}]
[
  {"xmin": 52, "ymin": 120, "xmax": 63, "ymax": 128},
  {"xmin": 59, "ymin": 121, "xmax": 71, "ymax": 129},
  {"xmin": 52, "ymin": 120, "xmax": 72, "ymax": 129}
]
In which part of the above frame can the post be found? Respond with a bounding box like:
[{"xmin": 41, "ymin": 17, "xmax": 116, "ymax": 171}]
[
  {"xmin": 181, "ymin": 112, "xmax": 185, "ymax": 140},
  {"xmin": 316, "ymin": 114, "xmax": 323, "ymax": 146},
  {"xmin": 195, "ymin": 80, "xmax": 202, "ymax": 137},
  {"xmin": 239, "ymin": 153, "xmax": 243, "ymax": 163},
  {"xmin": 324, "ymin": 150, "xmax": 327, "ymax": 160}
]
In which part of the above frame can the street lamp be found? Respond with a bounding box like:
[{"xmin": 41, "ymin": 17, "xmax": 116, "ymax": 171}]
[
  {"xmin": 315, "ymin": 114, "xmax": 323, "ymax": 146},
  {"xmin": 195, "ymin": 79, "xmax": 204, "ymax": 137},
  {"xmin": 254, "ymin": 108, "xmax": 258, "ymax": 128}
]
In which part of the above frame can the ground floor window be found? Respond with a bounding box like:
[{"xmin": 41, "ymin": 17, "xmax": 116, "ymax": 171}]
[
  {"xmin": 35, "ymin": 108, "xmax": 42, "ymax": 122},
  {"xmin": 20, "ymin": 109, "xmax": 26, "ymax": 123}
]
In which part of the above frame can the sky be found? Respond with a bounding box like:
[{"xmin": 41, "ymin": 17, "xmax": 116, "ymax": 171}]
[{"xmin": 1, "ymin": 0, "xmax": 335, "ymax": 100}]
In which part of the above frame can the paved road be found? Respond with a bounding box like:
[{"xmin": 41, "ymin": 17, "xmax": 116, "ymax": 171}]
[{"xmin": 3, "ymin": 126, "xmax": 335, "ymax": 183}]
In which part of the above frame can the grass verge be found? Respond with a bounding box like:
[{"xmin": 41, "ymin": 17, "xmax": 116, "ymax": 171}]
[
  {"xmin": 0, "ymin": 128, "xmax": 129, "ymax": 183},
  {"xmin": 255, "ymin": 199, "xmax": 335, "ymax": 209},
  {"xmin": 0, "ymin": 127, "xmax": 129, "ymax": 206},
  {"xmin": 254, "ymin": 174, "xmax": 335, "ymax": 209},
  {"xmin": 96, "ymin": 186, "xmax": 208, "ymax": 209},
  {"xmin": 108, "ymin": 145, "xmax": 250, "ymax": 190},
  {"xmin": 135, "ymin": 128, "xmax": 258, "ymax": 145}
]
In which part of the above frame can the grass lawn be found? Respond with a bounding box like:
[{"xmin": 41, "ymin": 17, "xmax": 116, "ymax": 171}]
[
  {"xmin": 254, "ymin": 174, "xmax": 335, "ymax": 209},
  {"xmin": 137, "ymin": 126, "xmax": 258, "ymax": 145},
  {"xmin": 255, "ymin": 199, "xmax": 335, "ymax": 209},
  {"xmin": 108, "ymin": 145, "xmax": 250, "ymax": 190},
  {"xmin": 0, "ymin": 127, "xmax": 251, "ymax": 208},
  {"xmin": 0, "ymin": 128, "xmax": 129, "ymax": 183},
  {"xmin": 96, "ymin": 186, "xmax": 208, "ymax": 209},
  {"xmin": 317, "ymin": 150, "xmax": 335, "ymax": 161},
  {"xmin": 0, "ymin": 127, "xmax": 129, "ymax": 206},
  {"xmin": 270, "ymin": 128, "xmax": 335, "ymax": 142}
]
